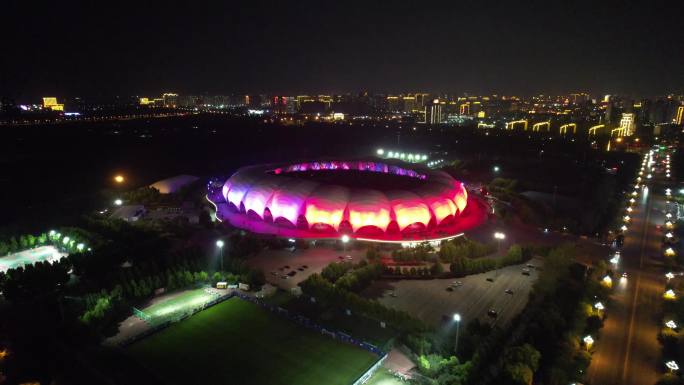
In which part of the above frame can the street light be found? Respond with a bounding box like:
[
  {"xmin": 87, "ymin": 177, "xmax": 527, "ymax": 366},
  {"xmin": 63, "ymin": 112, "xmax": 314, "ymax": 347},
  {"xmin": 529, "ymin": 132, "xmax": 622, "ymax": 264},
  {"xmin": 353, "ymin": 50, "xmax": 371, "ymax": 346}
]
[
  {"xmin": 610, "ymin": 255, "xmax": 619, "ymax": 264},
  {"xmin": 341, "ymin": 234, "xmax": 350, "ymax": 252},
  {"xmin": 114, "ymin": 175, "xmax": 125, "ymax": 183},
  {"xmin": 666, "ymin": 232, "xmax": 674, "ymax": 239},
  {"xmin": 594, "ymin": 302, "xmax": 605, "ymax": 313},
  {"xmin": 376, "ymin": 148, "xmax": 384, "ymax": 156},
  {"xmin": 453, "ymin": 313, "xmax": 462, "ymax": 354},
  {"xmin": 76, "ymin": 243, "xmax": 84, "ymax": 251},
  {"xmin": 666, "ymin": 272, "xmax": 675, "ymax": 281},
  {"xmin": 493, "ymin": 166, "xmax": 500, "ymax": 173},
  {"xmin": 114, "ymin": 199, "xmax": 123, "ymax": 206},
  {"xmin": 216, "ymin": 240, "xmax": 225, "ymax": 271},
  {"xmin": 665, "ymin": 247, "xmax": 676, "ymax": 257},
  {"xmin": 623, "ymin": 215, "xmax": 630, "ymax": 222},
  {"xmin": 626, "ymin": 207, "xmax": 633, "ymax": 213},
  {"xmin": 621, "ymin": 225, "xmax": 628, "ymax": 232},
  {"xmin": 602, "ymin": 275, "xmax": 613, "ymax": 287},
  {"xmin": 666, "ymin": 360, "xmax": 679, "ymax": 373},
  {"xmin": 666, "ymin": 320, "xmax": 678, "ymax": 329},
  {"xmin": 664, "ymin": 289, "xmax": 677, "ymax": 300},
  {"xmin": 494, "ymin": 232, "xmax": 506, "ymax": 250},
  {"xmin": 583, "ymin": 335, "xmax": 594, "ymax": 350}
]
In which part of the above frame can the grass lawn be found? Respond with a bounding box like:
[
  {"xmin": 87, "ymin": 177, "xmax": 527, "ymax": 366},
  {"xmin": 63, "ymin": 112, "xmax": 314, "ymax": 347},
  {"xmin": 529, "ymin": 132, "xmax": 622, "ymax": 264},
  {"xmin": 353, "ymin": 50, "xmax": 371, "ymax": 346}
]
[
  {"xmin": 127, "ymin": 297, "xmax": 379, "ymax": 385},
  {"xmin": 142, "ymin": 288, "xmax": 218, "ymax": 320},
  {"xmin": 365, "ymin": 368, "xmax": 406, "ymax": 385}
]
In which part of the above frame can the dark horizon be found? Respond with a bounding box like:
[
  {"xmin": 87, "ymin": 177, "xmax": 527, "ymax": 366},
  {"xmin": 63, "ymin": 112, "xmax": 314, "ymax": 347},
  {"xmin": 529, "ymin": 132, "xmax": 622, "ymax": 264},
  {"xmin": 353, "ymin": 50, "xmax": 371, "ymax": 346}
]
[{"xmin": 2, "ymin": 1, "xmax": 684, "ymax": 101}]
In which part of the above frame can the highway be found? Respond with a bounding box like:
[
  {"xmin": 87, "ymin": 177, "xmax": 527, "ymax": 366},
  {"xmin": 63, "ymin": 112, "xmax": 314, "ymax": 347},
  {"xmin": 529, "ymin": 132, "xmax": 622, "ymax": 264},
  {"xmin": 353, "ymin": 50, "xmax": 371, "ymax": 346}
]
[{"xmin": 587, "ymin": 152, "xmax": 668, "ymax": 385}]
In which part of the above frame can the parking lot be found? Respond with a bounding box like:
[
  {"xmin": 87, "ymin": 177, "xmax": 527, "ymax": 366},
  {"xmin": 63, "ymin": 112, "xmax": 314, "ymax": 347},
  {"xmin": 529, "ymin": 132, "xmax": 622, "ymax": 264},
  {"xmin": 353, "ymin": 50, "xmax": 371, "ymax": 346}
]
[
  {"xmin": 247, "ymin": 246, "xmax": 366, "ymax": 290},
  {"xmin": 362, "ymin": 257, "xmax": 543, "ymax": 328}
]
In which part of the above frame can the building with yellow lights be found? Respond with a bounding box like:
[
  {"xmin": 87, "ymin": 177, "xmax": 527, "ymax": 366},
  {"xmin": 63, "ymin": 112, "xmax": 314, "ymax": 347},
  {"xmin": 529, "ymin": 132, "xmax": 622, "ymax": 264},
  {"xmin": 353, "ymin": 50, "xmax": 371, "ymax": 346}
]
[{"xmin": 42, "ymin": 97, "xmax": 64, "ymax": 111}]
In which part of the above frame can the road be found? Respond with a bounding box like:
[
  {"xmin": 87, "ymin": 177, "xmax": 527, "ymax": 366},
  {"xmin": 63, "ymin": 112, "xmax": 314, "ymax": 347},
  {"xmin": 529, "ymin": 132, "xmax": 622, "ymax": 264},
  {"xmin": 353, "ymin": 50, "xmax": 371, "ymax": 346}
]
[{"xmin": 587, "ymin": 153, "xmax": 667, "ymax": 385}]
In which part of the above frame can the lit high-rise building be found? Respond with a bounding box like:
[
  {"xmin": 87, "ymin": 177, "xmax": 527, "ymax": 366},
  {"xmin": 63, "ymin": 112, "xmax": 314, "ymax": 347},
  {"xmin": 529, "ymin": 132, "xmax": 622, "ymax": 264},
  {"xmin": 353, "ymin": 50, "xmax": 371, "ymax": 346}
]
[
  {"xmin": 676, "ymin": 106, "xmax": 684, "ymax": 126},
  {"xmin": 619, "ymin": 113, "xmax": 636, "ymax": 136},
  {"xmin": 162, "ymin": 93, "xmax": 179, "ymax": 107},
  {"xmin": 42, "ymin": 97, "xmax": 64, "ymax": 111},
  {"xmin": 425, "ymin": 99, "xmax": 443, "ymax": 124}
]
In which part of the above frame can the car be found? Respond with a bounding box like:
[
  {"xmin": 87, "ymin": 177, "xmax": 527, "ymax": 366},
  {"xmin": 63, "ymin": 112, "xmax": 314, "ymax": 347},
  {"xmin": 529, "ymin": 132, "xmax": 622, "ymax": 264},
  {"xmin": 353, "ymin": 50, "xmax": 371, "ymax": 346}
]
[
  {"xmin": 280, "ymin": 275, "xmax": 288, "ymax": 279},
  {"xmin": 446, "ymin": 286, "xmax": 454, "ymax": 292},
  {"xmin": 522, "ymin": 271, "xmax": 531, "ymax": 276},
  {"xmin": 338, "ymin": 256, "xmax": 345, "ymax": 260},
  {"xmin": 486, "ymin": 277, "xmax": 494, "ymax": 282},
  {"xmin": 346, "ymin": 255, "xmax": 353, "ymax": 260},
  {"xmin": 270, "ymin": 271, "xmax": 278, "ymax": 276},
  {"xmin": 526, "ymin": 264, "xmax": 535, "ymax": 268},
  {"xmin": 297, "ymin": 267, "xmax": 304, "ymax": 271},
  {"xmin": 453, "ymin": 281, "xmax": 463, "ymax": 287},
  {"xmin": 302, "ymin": 265, "xmax": 308, "ymax": 269},
  {"xmin": 622, "ymin": 272, "xmax": 628, "ymax": 279},
  {"xmin": 487, "ymin": 309, "xmax": 498, "ymax": 318},
  {"xmin": 287, "ymin": 271, "xmax": 297, "ymax": 277},
  {"xmin": 505, "ymin": 289, "xmax": 514, "ymax": 295},
  {"xmin": 284, "ymin": 265, "xmax": 290, "ymax": 269},
  {"xmin": 390, "ymin": 291, "xmax": 397, "ymax": 297}
]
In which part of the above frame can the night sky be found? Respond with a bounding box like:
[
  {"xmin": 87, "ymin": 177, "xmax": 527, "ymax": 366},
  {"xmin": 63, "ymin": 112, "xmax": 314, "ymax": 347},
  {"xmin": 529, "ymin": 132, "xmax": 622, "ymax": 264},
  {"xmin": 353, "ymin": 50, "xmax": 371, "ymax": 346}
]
[{"xmin": 2, "ymin": 0, "xmax": 683, "ymax": 100}]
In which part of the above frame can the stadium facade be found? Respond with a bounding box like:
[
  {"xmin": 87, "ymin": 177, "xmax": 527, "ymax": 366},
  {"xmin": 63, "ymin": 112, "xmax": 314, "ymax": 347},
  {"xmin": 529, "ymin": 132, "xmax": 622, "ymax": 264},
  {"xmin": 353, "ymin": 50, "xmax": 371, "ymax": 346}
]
[{"xmin": 207, "ymin": 159, "xmax": 484, "ymax": 242}]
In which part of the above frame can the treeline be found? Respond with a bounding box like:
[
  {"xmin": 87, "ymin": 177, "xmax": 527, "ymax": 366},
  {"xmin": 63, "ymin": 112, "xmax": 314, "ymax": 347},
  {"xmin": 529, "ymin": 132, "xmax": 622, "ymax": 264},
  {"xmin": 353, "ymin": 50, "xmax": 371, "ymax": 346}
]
[
  {"xmin": 449, "ymin": 244, "xmax": 538, "ymax": 276},
  {"xmin": 466, "ymin": 244, "xmax": 607, "ymax": 385},
  {"xmin": 439, "ymin": 237, "xmax": 497, "ymax": 263},
  {"xmin": 300, "ymin": 273, "xmax": 425, "ymax": 333},
  {"xmin": 320, "ymin": 260, "xmax": 384, "ymax": 292}
]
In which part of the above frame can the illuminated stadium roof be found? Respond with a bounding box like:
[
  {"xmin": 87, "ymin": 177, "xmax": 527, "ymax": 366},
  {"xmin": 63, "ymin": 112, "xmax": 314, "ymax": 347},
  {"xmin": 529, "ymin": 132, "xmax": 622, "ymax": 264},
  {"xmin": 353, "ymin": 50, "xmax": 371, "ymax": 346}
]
[{"xmin": 207, "ymin": 159, "xmax": 484, "ymax": 242}]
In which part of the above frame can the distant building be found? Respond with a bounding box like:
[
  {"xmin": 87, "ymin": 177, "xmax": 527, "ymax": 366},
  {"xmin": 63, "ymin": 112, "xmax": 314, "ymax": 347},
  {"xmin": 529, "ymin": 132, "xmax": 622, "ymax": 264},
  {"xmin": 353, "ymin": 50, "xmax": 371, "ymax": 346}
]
[
  {"xmin": 162, "ymin": 93, "xmax": 179, "ymax": 107},
  {"xmin": 676, "ymin": 106, "xmax": 684, "ymax": 126},
  {"xmin": 43, "ymin": 97, "xmax": 64, "ymax": 111},
  {"xmin": 111, "ymin": 205, "xmax": 146, "ymax": 222},
  {"xmin": 425, "ymin": 99, "xmax": 443, "ymax": 124},
  {"xmin": 619, "ymin": 113, "xmax": 636, "ymax": 136}
]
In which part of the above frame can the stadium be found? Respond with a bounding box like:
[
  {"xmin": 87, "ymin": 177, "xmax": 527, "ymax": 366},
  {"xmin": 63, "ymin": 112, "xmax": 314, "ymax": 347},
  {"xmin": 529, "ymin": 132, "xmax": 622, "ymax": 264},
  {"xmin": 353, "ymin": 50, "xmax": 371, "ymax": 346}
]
[{"xmin": 207, "ymin": 159, "xmax": 487, "ymax": 242}]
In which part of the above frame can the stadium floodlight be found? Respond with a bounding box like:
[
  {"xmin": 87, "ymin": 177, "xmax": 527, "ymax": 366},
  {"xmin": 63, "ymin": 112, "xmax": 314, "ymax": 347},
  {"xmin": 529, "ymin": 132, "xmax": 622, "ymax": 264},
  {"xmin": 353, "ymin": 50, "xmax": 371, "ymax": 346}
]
[
  {"xmin": 422, "ymin": 154, "xmax": 428, "ymax": 160},
  {"xmin": 114, "ymin": 199, "xmax": 123, "ymax": 206},
  {"xmin": 376, "ymin": 148, "xmax": 384, "ymax": 156}
]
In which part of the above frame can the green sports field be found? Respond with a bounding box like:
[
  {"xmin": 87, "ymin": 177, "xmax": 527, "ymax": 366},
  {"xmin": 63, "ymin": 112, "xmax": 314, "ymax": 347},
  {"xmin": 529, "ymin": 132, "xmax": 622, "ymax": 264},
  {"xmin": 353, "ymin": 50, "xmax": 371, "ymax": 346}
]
[
  {"xmin": 127, "ymin": 297, "xmax": 379, "ymax": 385},
  {"xmin": 140, "ymin": 288, "xmax": 218, "ymax": 321}
]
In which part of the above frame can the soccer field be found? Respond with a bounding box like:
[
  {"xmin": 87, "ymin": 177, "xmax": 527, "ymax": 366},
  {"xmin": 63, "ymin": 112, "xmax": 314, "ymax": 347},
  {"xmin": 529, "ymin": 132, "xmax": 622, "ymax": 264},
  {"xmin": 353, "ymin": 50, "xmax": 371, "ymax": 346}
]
[
  {"xmin": 127, "ymin": 297, "xmax": 379, "ymax": 385},
  {"xmin": 139, "ymin": 288, "xmax": 219, "ymax": 323}
]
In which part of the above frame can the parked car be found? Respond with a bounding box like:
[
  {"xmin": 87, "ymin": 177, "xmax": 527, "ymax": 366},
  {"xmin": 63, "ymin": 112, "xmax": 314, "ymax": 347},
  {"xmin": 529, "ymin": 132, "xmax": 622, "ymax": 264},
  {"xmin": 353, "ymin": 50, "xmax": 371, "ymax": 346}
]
[{"xmin": 487, "ymin": 309, "xmax": 498, "ymax": 318}]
